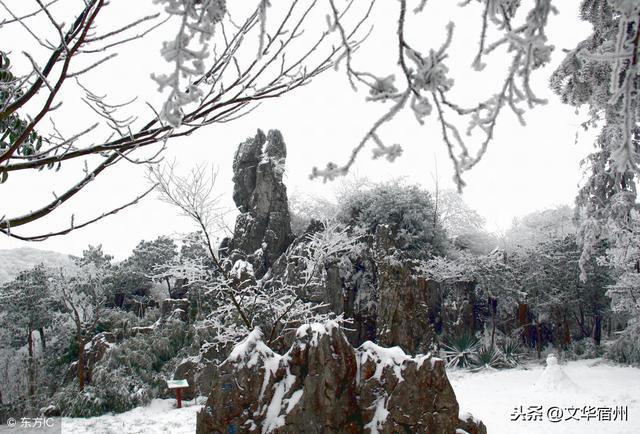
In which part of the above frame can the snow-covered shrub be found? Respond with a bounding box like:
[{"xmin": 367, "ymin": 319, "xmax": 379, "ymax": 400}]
[
  {"xmin": 106, "ymin": 318, "xmax": 189, "ymax": 373},
  {"xmin": 606, "ymin": 322, "xmax": 640, "ymax": 365},
  {"xmin": 96, "ymin": 307, "xmax": 158, "ymax": 337},
  {"xmin": 441, "ymin": 332, "xmax": 480, "ymax": 369},
  {"xmin": 56, "ymin": 319, "xmax": 190, "ymax": 416},
  {"xmin": 338, "ymin": 180, "xmax": 447, "ymax": 259},
  {"xmin": 565, "ymin": 338, "xmax": 604, "ymax": 361},
  {"xmin": 55, "ymin": 367, "xmax": 155, "ymax": 417}
]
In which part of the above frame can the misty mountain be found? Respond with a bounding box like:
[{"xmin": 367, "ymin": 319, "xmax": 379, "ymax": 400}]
[{"xmin": 0, "ymin": 247, "xmax": 76, "ymax": 283}]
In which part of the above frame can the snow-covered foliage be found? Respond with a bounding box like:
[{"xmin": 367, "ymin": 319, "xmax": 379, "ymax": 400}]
[
  {"xmin": 152, "ymin": 0, "xmax": 227, "ymax": 126},
  {"xmin": 0, "ymin": 264, "xmax": 60, "ymax": 409},
  {"xmin": 435, "ymin": 189, "xmax": 487, "ymax": 239},
  {"xmin": 606, "ymin": 320, "xmax": 640, "ymax": 365},
  {"xmin": 54, "ymin": 318, "xmax": 188, "ymax": 417},
  {"xmin": 338, "ymin": 180, "xmax": 447, "ymax": 259},
  {"xmin": 198, "ymin": 219, "xmax": 360, "ymax": 353},
  {"xmin": 549, "ymin": 0, "xmax": 640, "ymax": 282},
  {"xmin": 288, "ymin": 193, "xmax": 339, "ymax": 236},
  {"xmin": 503, "ymin": 205, "xmax": 575, "ymax": 250}
]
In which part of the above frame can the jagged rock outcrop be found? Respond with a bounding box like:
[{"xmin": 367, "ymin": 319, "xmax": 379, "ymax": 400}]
[
  {"xmin": 226, "ymin": 129, "xmax": 294, "ymax": 278},
  {"xmin": 160, "ymin": 298, "xmax": 190, "ymax": 322},
  {"xmin": 264, "ymin": 219, "xmax": 378, "ymax": 349},
  {"xmin": 64, "ymin": 332, "xmax": 115, "ymax": 385},
  {"xmin": 439, "ymin": 281, "xmax": 480, "ymax": 337},
  {"xmin": 374, "ymin": 225, "xmax": 438, "ymax": 354},
  {"xmin": 196, "ymin": 322, "xmax": 487, "ymax": 434},
  {"xmin": 172, "ymin": 342, "xmax": 232, "ymax": 400}
]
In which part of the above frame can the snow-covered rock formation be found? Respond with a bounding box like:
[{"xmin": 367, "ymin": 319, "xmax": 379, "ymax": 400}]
[
  {"xmin": 196, "ymin": 322, "xmax": 487, "ymax": 434},
  {"xmin": 225, "ymin": 129, "xmax": 294, "ymax": 278}
]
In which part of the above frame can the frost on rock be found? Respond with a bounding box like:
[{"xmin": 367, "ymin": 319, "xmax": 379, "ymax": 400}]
[
  {"xmin": 197, "ymin": 322, "xmax": 486, "ymax": 434},
  {"xmin": 226, "ymin": 327, "xmax": 279, "ymax": 370},
  {"xmin": 358, "ymin": 341, "xmax": 411, "ymax": 383},
  {"xmin": 230, "ymin": 259, "xmax": 254, "ymax": 279}
]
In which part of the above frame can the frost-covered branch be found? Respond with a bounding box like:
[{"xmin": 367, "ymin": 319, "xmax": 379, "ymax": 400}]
[
  {"xmin": 314, "ymin": 0, "xmax": 556, "ymax": 190},
  {"xmin": 0, "ymin": 0, "xmax": 364, "ymax": 237}
]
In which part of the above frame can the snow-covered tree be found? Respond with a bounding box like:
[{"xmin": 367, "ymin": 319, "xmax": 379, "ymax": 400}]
[
  {"xmin": 338, "ymin": 180, "xmax": 448, "ymax": 259},
  {"xmin": 54, "ymin": 261, "xmax": 109, "ymax": 391},
  {"xmin": 435, "ymin": 189, "xmax": 487, "ymax": 239},
  {"xmin": 0, "ymin": 264, "xmax": 55, "ymax": 397},
  {"xmin": 502, "ymin": 205, "xmax": 576, "ymax": 251},
  {"xmin": 130, "ymin": 235, "xmax": 178, "ymax": 297}
]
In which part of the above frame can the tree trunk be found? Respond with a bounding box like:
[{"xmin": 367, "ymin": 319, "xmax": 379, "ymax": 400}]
[
  {"xmin": 489, "ymin": 297, "xmax": 497, "ymax": 349},
  {"xmin": 77, "ymin": 336, "xmax": 86, "ymax": 391},
  {"xmin": 27, "ymin": 327, "xmax": 35, "ymax": 397},
  {"xmin": 562, "ymin": 313, "xmax": 571, "ymax": 348},
  {"xmin": 518, "ymin": 303, "xmax": 529, "ymax": 346},
  {"xmin": 592, "ymin": 315, "xmax": 602, "ymax": 346},
  {"xmin": 38, "ymin": 327, "xmax": 46, "ymax": 352},
  {"xmin": 166, "ymin": 277, "xmax": 172, "ymax": 298},
  {"xmin": 536, "ymin": 321, "xmax": 542, "ymax": 359}
]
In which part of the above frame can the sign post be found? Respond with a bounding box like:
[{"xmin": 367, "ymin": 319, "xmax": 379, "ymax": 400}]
[{"xmin": 166, "ymin": 379, "xmax": 189, "ymax": 408}]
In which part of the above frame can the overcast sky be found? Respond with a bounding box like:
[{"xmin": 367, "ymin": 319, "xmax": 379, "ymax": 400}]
[{"xmin": 0, "ymin": 0, "xmax": 595, "ymax": 259}]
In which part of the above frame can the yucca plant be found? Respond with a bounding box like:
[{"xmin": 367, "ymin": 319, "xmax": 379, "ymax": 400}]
[
  {"xmin": 471, "ymin": 345, "xmax": 504, "ymax": 371},
  {"xmin": 498, "ymin": 337, "xmax": 525, "ymax": 368},
  {"xmin": 441, "ymin": 332, "xmax": 481, "ymax": 369}
]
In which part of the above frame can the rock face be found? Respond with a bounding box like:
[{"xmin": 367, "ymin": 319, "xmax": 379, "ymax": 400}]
[
  {"xmin": 375, "ymin": 225, "xmax": 438, "ymax": 354},
  {"xmin": 160, "ymin": 298, "xmax": 190, "ymax": 322},
  {"xmin": 172, "ymin": 357, "xmax": 216, "ymax": 401},
  {"xmin": 172, "ymin": 342, "xmax": 232, "ymax": 400},
  {"xmin": 227, "ymin": 129, "xmax": 294, "ymax": 278},
  {"xmin": 196, "ymin": 322, "xmax": 486, "ymax": 434},
  {"xmin": 264, "ymin": 219, "xmax": 378, "ymax": 350},
  {"xmin": 64, "ymin": 332, "xmax": 115, "ymax": 385}
]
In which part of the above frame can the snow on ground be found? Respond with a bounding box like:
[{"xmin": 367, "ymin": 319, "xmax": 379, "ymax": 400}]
[
  {"xmin": 35, "ymin": 359, "xmax": 638, "ymax": 434},
  {"xmin": 58, "ymin": 398, "xmax": 203, "ymax": 434},
  {"xmin": 448, "ymin": 358, "xmax": 640, "ymax": 434}
]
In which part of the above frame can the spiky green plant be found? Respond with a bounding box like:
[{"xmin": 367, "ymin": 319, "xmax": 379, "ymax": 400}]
[
  {"xmin": 471, "ymin": 345, "xmax": 504, "ymax": 371},
  {"xmin": 498, "ymin": 337, "xmax": 525, "ymax": 368},
  {"xmin": 441, "ymin": 332, "xmax": 481, "ymax": 369}
]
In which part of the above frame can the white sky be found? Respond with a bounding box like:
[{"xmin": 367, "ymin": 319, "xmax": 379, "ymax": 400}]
[{"xmin": 0, "ymin": 0, "xmax": 595, "ymax": 259}]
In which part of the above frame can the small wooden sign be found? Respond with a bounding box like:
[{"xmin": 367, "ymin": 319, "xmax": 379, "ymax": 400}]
[
  {"xmin": 167, "ymin": 379, "xmax": 189, "ymax": 408},
  {"xmin": 167, "ymin": 379, "xmax": 189, "ymax": 389}
]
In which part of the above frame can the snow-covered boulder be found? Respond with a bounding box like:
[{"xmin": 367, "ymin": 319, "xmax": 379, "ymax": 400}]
[{"xmin": 196, "ymin": 322, "xmax": 486, "ymax": 434}]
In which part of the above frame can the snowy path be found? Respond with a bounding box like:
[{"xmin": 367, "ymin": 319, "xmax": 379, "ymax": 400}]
[
  {"xmin": 449, "ymin": 358, "xmax": 640, "ymax": 434},
  {"xmin": 48, "ymin": 359, "xmax": 638, "ymax": 433},
  {"xmin": 58, "ymin": 398, "xmax": 204, "ymax": 434}
]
